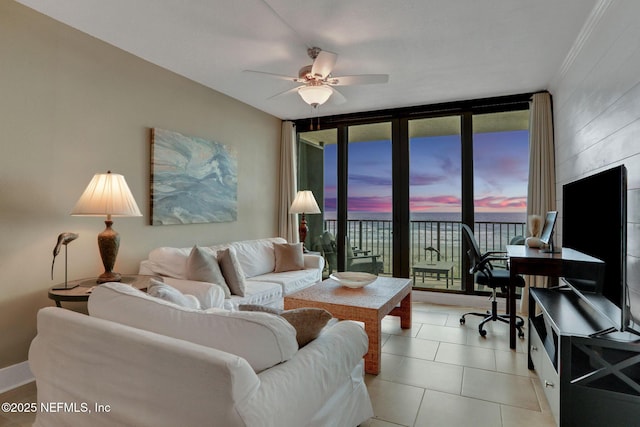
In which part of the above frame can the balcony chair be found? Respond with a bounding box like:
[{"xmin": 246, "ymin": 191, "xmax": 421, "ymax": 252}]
[
  {"xmin": 313, "ymin": 232, "xmax": 383, "ymax": 275},
  {"xmin": 314, "ymin": 231, "xmax": 338, "ymax": 274},
  {"xmin": 346, "ymin": 237, "xmax": 383, "ymax": 275},
  {"xmin": 459, "ymin": 224, "xmax": 525, "ymax": 338}
]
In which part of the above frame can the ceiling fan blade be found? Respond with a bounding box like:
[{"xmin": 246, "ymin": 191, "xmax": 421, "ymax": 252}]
[
  {"xmin": 267, "ymin": 86, "xmax": 302, "ymax": 100},
  {"xmin": 328, "ymin": 87, "xmax": 347, "ymax": 105},
  {"xmin": 242, "ymin": 70, "xmax": 302, "ymax": 83},
  {"xmin": 311, "ymin": 50, "xmax": 337, "ymax": 79},
  {"xmin": 329, "ymin": 74, "xmax": 389, "ymax": 86}
]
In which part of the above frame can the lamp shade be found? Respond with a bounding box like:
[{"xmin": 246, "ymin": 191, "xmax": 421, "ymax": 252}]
[
  {"xmin": 71, "ymin": 171, "xmax": 142, "ymax": 217},
  {"xmin": 290, "ymin": 190, "xmax": 321, "ymax": 214},
  {"xmin": 298, "ymin": 85, "xmax": 332, "ymax": 106}
]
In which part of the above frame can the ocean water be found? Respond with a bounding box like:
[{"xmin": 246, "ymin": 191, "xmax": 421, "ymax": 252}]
[{"xmin": 324, "ymin": 211, "xmax": 527, "ymax": 224}]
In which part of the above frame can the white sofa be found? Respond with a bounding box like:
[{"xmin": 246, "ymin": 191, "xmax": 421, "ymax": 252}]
[
  {"xmin": 29, "ymin": 282, "xmax": 373, "ymax": 427},
  {"xmin": 139, "ymin": 237, "xmax": 324, "ymax": 310}
]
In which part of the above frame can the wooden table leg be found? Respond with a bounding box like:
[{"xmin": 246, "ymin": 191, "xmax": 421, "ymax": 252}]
[
  {"xmin": 399, "ymin": 293, "xmax": 412, "ymax": 329},
  {"xmin": 364, "ymin": 320, "xmax": 381, "ymax": 375}
]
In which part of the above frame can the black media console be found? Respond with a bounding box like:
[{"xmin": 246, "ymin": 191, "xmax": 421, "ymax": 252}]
[{"xmin": 529, "ymin": 285, "xmax": 640, "ymax": 426}]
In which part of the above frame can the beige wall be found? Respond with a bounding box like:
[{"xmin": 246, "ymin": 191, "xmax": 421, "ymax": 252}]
[
  {"xmin": 0, "ymin": 1, "xmax": 281, "ymax": 367},
  {"xmin": 550, "ymin": 1, "xmax": 640, "ymax": 309}
]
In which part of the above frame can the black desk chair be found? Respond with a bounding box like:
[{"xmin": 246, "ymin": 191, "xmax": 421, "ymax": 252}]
[{"xmin": 459, "ymin": 224, "xmax": 525, "ymax": 338}]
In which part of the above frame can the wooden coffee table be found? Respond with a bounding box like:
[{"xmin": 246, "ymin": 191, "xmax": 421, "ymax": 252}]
[{"xmin": 284, "ymin": 276, "xmax": 412, "ymax": 375}]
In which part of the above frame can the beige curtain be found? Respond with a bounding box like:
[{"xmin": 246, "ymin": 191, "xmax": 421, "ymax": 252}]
[
  {"xmin": 278, "ymin": 121, "xmax": 299, "ymax": 243},
  {"xmin": 521, "ymin": 92, "xmax": 556, "ymax": 314}
]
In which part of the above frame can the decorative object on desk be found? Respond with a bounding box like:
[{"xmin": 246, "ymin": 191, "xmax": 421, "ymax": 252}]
[
  {"xmin": 151, "ymin": 128, "xmax": 237, "ymax": 225},
  {"xmin": 329, "ymin": 272, "xmax": 377, "ymax": 288},
  {"xmin": 71, "ymin": 171, "xmax": 142, "ymax": 283},
  {"xmin": 50, "ymin": 232, "xmax": 79, "ymax": 290},
  {"xmin": 539, "ymin": 211, "xmax": 559, "ymax": 253},
  {"xmin": 525, "ymin": 214, "xmax": 543, "ymax": 248},
  {"xmin": 290, "ymin": 190, "xmax": 320, "ymax": 251}
]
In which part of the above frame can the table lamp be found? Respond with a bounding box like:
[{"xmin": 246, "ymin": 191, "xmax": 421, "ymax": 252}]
[
  {"xmin": 71, "ymin": 171, "xmax": 142, "ymax": 283},
  {"xmin": 290, "ymin": 190, "xmax": 321, "ymax": 250}
]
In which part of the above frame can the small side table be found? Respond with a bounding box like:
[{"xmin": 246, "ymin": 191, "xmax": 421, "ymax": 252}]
[
  {"xmin": 48, "ymin": 274, "xmax": 162, "ymax": 307},
  {"xmin": 412, "ymin": 261, "xmax": 455, "ymax": 288}
]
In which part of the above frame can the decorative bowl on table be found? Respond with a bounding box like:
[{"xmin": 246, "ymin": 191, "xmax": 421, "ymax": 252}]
[{"xmin": 329, "ymin": 272, "xmax": 378, "ymax": 288}]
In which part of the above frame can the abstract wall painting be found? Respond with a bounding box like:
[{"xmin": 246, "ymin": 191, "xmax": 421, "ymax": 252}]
[{"xmin": 150, "ymin": 128, "xmax": 237, "ymax": 225}]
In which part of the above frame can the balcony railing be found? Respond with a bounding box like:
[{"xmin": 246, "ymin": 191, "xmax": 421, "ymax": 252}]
[{"xmin": 322, "ymin": 219, "xmax": 526, "ymax": 285}]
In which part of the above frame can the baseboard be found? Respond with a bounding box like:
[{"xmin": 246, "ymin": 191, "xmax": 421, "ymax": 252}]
[{"xmin": 0, "ymin": 361, "xmax": 34, "ymax": 394}]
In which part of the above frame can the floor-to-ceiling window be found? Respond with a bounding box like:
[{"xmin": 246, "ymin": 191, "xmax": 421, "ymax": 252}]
[
  {"xmin": 346, "ymin": 122, "xmax": 392, "ymax": 275},
  {"xmin": 409, "ymin": 116, "xmax": 462, "ymax": 291},
  {"xmin": 296, "ymin": 94, "xmax": 531, "ymax": 295},
  {"xmin": 472, "ymin": 110, "xmax": 529, "ymax": 293}
]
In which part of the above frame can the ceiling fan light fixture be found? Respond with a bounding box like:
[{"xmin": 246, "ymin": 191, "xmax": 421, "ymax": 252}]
[{"xmin": 298, "ymin": 85, "xmax": 332, "ymax": 107}]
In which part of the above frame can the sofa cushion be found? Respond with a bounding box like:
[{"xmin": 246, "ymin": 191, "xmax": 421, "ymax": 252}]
[
  {"xmin": 249, "ymin": 269, "xmax": 320, "ymax": 295},
  {"xmin": 274, "ymin": 243, "xmax": 305, "ymax": 273},
  {"xmin": 146, "ymin": 246, "xmax": 192, "ymax": 279},
  {"xmin": 218, "ymin": 247, "xmax": 246, "ymax": 297},
  {"xmin": 147, "ymin": 279, "xmax": 201, "ymax": 309},
  {"xmin": 186, "ymin": 246, "xmax": 232, "ymax": 298},
  {"xmin": 222, "ymin": 281, "xmax": 282, "ymax": 311},
  {"xmin": 231, "ymin": 237, "xmax": 287, "ymax": 278},
  {"xmin": 239, "ymin": 305, "xmax": 332, "ymax": 347},
  {"xmin": 88, "ymin": 282, "xmax": 298, "ymax": 372}
]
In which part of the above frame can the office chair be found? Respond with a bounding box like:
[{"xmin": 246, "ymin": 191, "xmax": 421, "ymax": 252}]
[{"xmin": 459, "ymin": 224, "xmax": 525, "ymax": 338}]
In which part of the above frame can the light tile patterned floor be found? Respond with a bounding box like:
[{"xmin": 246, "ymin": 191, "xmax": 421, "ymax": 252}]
[
  {"xmin": 0, "ymin": 302, "xmax": 556, "ymax": 427},
  {"xmin": 361, "ymin": 301, "xmax": 556, "ymax": 427}
]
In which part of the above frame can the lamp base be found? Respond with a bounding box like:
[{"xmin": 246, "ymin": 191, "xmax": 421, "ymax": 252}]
[
  {"xmin": 97, "ymin": 271, "xmax": 122, "ymax": 284},
  {"xmin": 97, "ymin": 220, "xmax": 122, "ymax": 284},
  {"xmin": 51, "ymin": 283, "xmax": 79, "ymax": 290}
]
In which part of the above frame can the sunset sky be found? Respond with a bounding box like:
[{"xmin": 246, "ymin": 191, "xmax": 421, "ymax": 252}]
[{"xmin": 323, "ymin": 130, "xmax": 529, "ymax": 215}]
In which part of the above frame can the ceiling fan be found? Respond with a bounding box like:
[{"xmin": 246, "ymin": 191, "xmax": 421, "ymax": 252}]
[{"xmin": 244, "ymin": 47, "xmax": 389, "ymax": 107}]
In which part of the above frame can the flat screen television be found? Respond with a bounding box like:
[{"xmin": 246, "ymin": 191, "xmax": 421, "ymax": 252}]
[{"xmin": 562, "ymin": 165, "xmax": 632, "ymax": 334}]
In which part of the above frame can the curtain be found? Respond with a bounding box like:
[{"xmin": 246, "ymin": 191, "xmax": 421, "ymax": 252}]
[
  {"xmin": 278, "ymin": 121, "xmax": 299, "ymax": 243},
  {"xmin": 521, "ymin": 92, "xmax": 556, "ymax": 314}
]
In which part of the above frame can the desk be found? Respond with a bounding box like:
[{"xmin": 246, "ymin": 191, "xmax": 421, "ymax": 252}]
[{"xmin": 506, "ymin": 245, "xmax": 605, "ymax": 349}]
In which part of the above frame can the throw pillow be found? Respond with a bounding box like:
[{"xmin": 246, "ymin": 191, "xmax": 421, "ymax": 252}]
[
  {"xmin": 217, "ymin": 247, "xmax": 246, "ymax": 297},
  {"xmin": 273, "ymin": 242, "xmax": 305, "ymax": 273},
  {"xmin": 147, "ymin": 279, "xmax": 201, "ymax": 310},
  {"xmin": 239, "ymin": 305, "xmax": 332, "ymax": 347},
  {"xmin": 186, "ymin": 245, "xmax": 232, "ymax": 299}
]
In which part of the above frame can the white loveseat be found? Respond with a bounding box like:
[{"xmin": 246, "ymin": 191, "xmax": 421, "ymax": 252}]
[
  {"xmin": 29, "ymin": 282, "xmax": 373, "ymax": 427},
  {"xmin": 139, "ymin": 237, "xmax": 324, "ymax": 309}
]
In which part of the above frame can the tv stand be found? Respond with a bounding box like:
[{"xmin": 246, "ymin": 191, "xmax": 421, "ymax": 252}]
[{"xmin": 529, "ymin": 286, "xmax": 640, "ymax": 426}]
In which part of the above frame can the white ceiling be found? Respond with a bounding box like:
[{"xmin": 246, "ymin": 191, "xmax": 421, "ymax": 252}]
[{"xmin": 16, "ymin": 0, "xmax": 598, "ymax": 121}]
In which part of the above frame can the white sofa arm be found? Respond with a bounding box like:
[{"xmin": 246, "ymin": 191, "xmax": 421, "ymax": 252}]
[
  {"xmin": 303, "ymin": 253, "xmax": 325, "ymax": 272},
  {"xmin": 161, "ymin": 277, "xmax": 225, "ymax": 309},
  {"xmin": 239, "ymin": 320, "xmax": 368, "ymax": 427},
  {"xmin": 30, "ymin": 307, "xmax": 260, "ymax": 427}
]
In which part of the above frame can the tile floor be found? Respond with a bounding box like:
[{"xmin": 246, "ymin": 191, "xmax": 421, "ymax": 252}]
[
  {"xmin": 0, "ymin": 302, "xmax": 556, "ymax": 427},
  {"xmin": 361, "ymin": 301, "xmax": 556, "ymax": 427}
]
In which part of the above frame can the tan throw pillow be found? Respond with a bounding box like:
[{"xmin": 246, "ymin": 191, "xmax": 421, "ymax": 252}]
[
  {"xmin": 239, "ymin": 305, "xmax": 332, "ymax": 347},
  {"xmin": 217, "ymin": 247, "xmax": 246, "ymax": 297},
  {"xmin": 273, "ymin": 242, "xmax": 305, "ymax": 273},
  {"xmin": 186, "ymin": 246, "xmax": 231, "ymax": 298}
]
